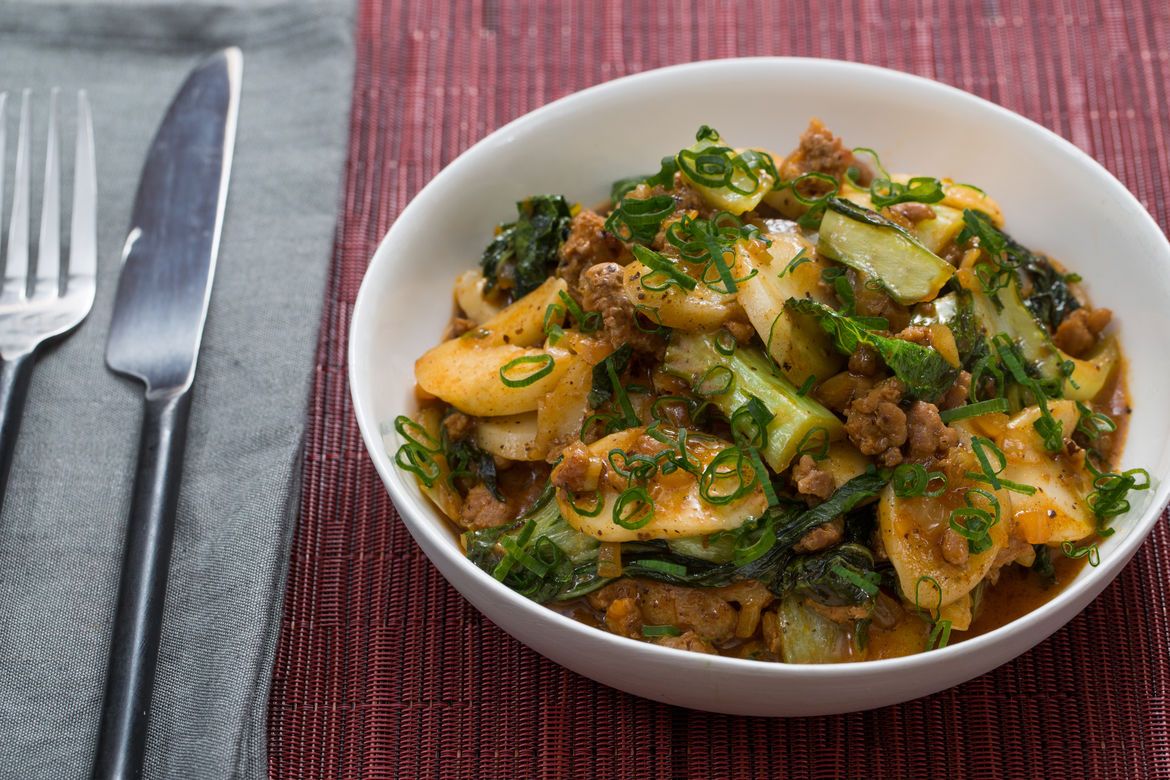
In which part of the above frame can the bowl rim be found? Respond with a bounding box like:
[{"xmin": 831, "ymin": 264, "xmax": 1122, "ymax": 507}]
[{"xmin": 349, "ymin": 56, "xmax": 1170, "ymax": 678}]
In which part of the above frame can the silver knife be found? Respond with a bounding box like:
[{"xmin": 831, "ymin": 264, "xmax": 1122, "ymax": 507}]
[{"xmin": 93, "ymin": 48, "xmax": 242, "ymax": 780}]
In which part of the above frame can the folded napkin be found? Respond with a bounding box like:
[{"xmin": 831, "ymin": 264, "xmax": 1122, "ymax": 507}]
[{"xmin": 0, "ymin": 2, "xmax": 353, "ymax": 777}]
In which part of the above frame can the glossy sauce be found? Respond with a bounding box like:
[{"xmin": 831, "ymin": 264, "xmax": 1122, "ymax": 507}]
[
  {"xmin": 548, "ymin": 363, "xmax": 1124, "ymax": 663},
  {"xmin": 499, "ymin": 335, "xmax": 1129, "ymax": 662},
  {"xmin": 958, "ymin": 553, "xmax": 1088, "ymax": 641}
]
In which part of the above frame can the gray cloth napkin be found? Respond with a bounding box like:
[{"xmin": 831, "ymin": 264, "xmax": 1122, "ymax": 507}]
[{"xmin": 0, "ymin": 2, "xmax": 353, "ymax": 777}]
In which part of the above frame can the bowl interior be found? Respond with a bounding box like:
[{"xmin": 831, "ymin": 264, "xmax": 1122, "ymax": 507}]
[{"xmin": 350, "ymin": 58, "xmax": 1170, "ymax": 708}]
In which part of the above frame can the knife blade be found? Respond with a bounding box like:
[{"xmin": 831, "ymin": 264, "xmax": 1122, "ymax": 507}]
[{"xmin": 93, "ymin": 48, "xmax": 241, "ymax": 780}]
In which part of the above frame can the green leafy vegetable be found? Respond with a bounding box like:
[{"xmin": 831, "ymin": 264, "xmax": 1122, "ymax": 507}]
[
  {"xmin": 1032, "ymin": 544, "xmax": 1056, "ymax": 587},
  {"xmin": 932, "ymin": 290, "xmax": 982, "ymax": 366},
  {"xmin": 1023, "ymin": 259, "xmax": 1082, "ymax": 330},
  {"xmin": 786, "ymin": 298, "xmax": 959, "ymax": 402},
  {"xmin": 620, "ymin": 471, "xmax": 891, "ymax": 593},
  {"xmin": 816, "ymin": 198, "xmax": 954, "ymax": 305},
  {"xmin": 464, "ymin": 490, "xmax": 605, "ymax": 603},
  {"xmin": 444, "ymin": 424, "xmax": 503, "ymax": 501},
  {"xmin": 780, "ymin": 543, "xmax": 880, "ymax": 606},
  {"xmin": 958, "ymin": 209, "xmax": 1082, "ymax": 330},
  {"xmin": 588, "ymin": 343, "xmax": 634, "ymax": 410},
  {"xmin": 481, "ymin": 195, "xmax": 572, "ymax": 298},
  {"xmin": 664, "ymin": 332, "xmax": 843, "ymax": 472}
]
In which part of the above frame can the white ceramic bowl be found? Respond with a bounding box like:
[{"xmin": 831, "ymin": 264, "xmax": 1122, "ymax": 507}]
[{"xmin": 349, "ymin": 58, "xmax": 1170, "ymax": 716}]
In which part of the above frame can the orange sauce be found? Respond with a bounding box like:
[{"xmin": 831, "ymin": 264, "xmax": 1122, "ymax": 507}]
[
  {"xmin": 958, "ymin": 551, "xmax": 1088, "ymax": 641},
  {"xmin": 475, "ymin": 327, "xmax": 1130, "ymax": 662}
]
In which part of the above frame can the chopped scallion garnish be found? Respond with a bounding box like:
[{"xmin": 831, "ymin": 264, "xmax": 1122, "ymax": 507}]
[
  {"xmin": 938, "ymin": 397, "xmax": 1010, "ymax": 423},
  {"xmin": 499, "ymin": 354, "xmax": 556, "ymax": 387}
]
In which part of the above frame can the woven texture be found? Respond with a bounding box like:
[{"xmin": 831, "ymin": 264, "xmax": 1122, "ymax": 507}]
[{"xmin": 268, "ymin": 1, "xmax": 1170, "ymax": 777}]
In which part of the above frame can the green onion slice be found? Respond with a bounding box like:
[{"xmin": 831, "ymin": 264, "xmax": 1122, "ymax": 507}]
[
  {"xmin": 939, "ymin": 398, "xmax": 1010, "ymax": 423},
  {"xmin": 499, "ymin": 354, "xmax": 556, "ymax": 387},
  {"xmin": 613, "ymin": 487, "xmax": 655, "ymax": 530}
]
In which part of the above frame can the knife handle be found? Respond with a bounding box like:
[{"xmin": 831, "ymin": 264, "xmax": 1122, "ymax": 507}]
[
  {"xmin": 92, "ymin": 389, "xmax": 193, "ymax": 780},
  {"xmin": 0, "ymin": 352, "xmax": 36, "ymax": 508}
]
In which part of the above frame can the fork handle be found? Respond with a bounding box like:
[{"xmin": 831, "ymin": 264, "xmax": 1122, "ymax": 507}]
[
  {"xmin": 0, "ymin": 351, "xmax": 36, "ymax": 507},
  {"xmin": 92, "ymin": 389, "xmax": 192, "ymax": 780}
]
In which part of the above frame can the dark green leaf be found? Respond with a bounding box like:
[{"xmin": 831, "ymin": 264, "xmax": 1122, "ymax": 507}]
[
  {"xmin": 786, "ymin": 298, "xmax": 959, "ymax": 402},
  {"xmin": 443, "ymin": 419, "xmax": 503, "ymax": 500},
  {"xmin": 588, "ymin": 344, "xmax": 634, "ymax": 409},
  {"xmin": 481, "ymin": 195, "xmax": 573, "ymax": 298},
  {"xmin": 780, "ymin": 543, "xmax": 879, "ymax": 606},
  {"xmin": 463, "ymin": 491, "xmax": 607, "ymax": 603},
  {"xmin": 618, "ymin": 471, "xmax": 890, "ymax": 594}
]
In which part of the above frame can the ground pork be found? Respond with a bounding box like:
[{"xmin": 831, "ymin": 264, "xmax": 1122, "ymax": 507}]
[
  {"xmin": 939, "ymin": 370, "xmax": 972, "ymax": 411},
  {"xmin": 894, "ymin": 325, "xmax": 932, "ymax": 346},
  {"xmin": 550, "ymin": 441, "xmax": 592, "ymax": 493},
  {"xmin": 556, "ymin": 210, "xmax": 625, "ymax": 298},
  {"xmin": 722, "ymin": 312, "xmax": 757, "ymax": 344},
  {"xmin": 791, "ymin": 455, "xmax": 836, "ymax": 503},
  {"xmin": 853, "ymin": 278, "xmax": 911, "ymax": 332},
  {"xmin": 1053, "ymin": 307, "xmax": 1112, "ymax": 358},
  {"xmin": 871, "ymin": 592, "xmax": 902, "ymax": 630},
  {"xmin": 885, "ymin": 202, "xmax": 937, "ymax": 227},
  {"xmin": 806, "ymin": 599, "xmax": 871, "ymax": 624},
  {"xmin": 646, "ymin": 174, "xmax": 709, "ymax": 215},
  {"xmin": 793, "ymin": 517, "xmax": 845, "ymax": 554},
  {"xmin": 713, "ymin": 581, "xmax": 775, "ymax": 638},
  {"xmin": 459, "ymin": 485, "xmax": 513, "ymax": 530},
  {"xmin": 442, "ymin": 411, "xmax": 474, "ymax": 442},
  {"xmin": 844, "ymin": 378, "xmax": 908, "ymax": 466},
  {"xmin": 940, "ymin": 528, "xmax": 969, "ymax": 567},
  {"xmin": 589, "ymin": 579, "xmax": 737, "ymax": 644},
  {"xmin": 780, "ymin": 118, "xmax": 870, "ymax": 188},
  {"xmin": 579, "ymin": 262, "xmax": 662, "ymax": 353},
  {"xmin": 654, "ymin": 630, "xmax": 717, "ymax": 654},
  {"xmin": 459, "ymin": 463, "xmax": 548, "ymax": 530},
  {"xmin": 587, "ymin": 579, "xmax": 640, "ymax": 610},
  {"xmin": 904, "ymin": 401, "xmax": 959, "ymax": 462}
]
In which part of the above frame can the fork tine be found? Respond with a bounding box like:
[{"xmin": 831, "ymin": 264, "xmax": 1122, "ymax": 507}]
[
  {"xmin": 69, "ymin": 90, "xmax": 96, "ymax": 285},
  {"xmin": 4, "ymin": 89, "xmax": 31, "ymax": 302},
  {"xmin": 33, "ymin": 89, "xmax": 60, "ymax": 300}
]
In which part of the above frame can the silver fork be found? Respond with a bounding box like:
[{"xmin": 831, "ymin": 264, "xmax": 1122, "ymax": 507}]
[{"xmin": 0, "ymin": 89, "xmax": 96, "ymax": 505}]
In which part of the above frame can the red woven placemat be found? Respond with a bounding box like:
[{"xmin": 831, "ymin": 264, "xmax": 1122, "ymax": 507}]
[{"xmin": 267, "ymin": 2, "xmax": 1170, "ymax": 777}]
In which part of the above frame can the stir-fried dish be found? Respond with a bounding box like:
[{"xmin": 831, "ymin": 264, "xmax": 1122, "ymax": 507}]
[{"xmin": 392, "ymin": 120, "xmax": 1148, "ymax": 662}]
